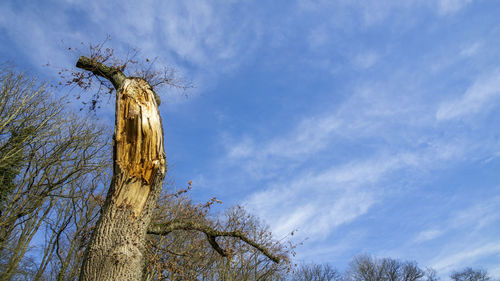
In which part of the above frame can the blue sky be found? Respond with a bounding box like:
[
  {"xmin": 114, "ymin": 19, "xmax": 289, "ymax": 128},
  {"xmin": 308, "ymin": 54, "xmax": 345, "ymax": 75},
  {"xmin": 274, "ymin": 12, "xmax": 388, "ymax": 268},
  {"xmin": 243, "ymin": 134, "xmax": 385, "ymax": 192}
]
[{"xmin": 1, "ymin": 0, "xmax": 500, "ymax": 278}]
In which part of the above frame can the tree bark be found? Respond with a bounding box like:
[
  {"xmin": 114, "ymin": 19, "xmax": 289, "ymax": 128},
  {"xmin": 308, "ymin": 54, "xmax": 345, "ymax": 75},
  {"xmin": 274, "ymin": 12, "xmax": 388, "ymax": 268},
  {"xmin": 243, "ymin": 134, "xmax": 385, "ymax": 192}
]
[{"xmin": 77, "ymin": 57, "xmax": 166, "ymax": 281}]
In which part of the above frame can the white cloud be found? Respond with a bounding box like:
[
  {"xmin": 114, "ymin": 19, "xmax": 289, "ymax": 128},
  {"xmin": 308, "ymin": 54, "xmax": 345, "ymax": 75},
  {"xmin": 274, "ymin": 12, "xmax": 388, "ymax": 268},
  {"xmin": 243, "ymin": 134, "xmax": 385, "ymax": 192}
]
[
  {"xmin": 222, "ymin": 71, "xmax": 482, "ymax": 241},
  {"xmin": 240, "ymin": 150, "xmax": 418, "ymax": 240},
  {"xmin": 0, "ymin": 0, "xmax": 264, "ymax": 100},
  {"xmin": 224, "ymin": 114, "xmax": 342, "ymax": 179},
  {"xmin": 353, "ymin": 51, "xmax": 379, "ymax": 69},
  {"xmin": 436, "ymin": 70, "xmax": 500, "ymax": 121},
  {"xmin": 296, "ymin": 0, "xmax": 476, "ymax": 31},
  {"xmin": 432, "ymin": 243, "xmax": 500, "ymax": 273},
  {"xmin": 296, "ymin": 0, "xmax": 397, "ymax": 26},
  {"xmin": 460, "ymin": 42, "xmax": 482, "ymax": 57},
  {"xmin": 264, "ymin": 116, "xmax": 341, "ymax": 158},
  {"xmin": 414, "ymin": 229, "xmax": 444, "ymax": 243},
  {"xmin": 0, "ymin": 2, "xmax": 79, "ymax": 70},
  {"xmin": 243, "ymin": 141, "xmax": 467, "ymax": 240},
  {"xmin": 450, "ymin": 197, "xmax": 500, "ymax": 230},
  {"xmin": 438, "ymin": 0, "xmax": 474, "ymax": 15},
  {"xmin": 220, "ymin": 68, "xmax": 497, "ymax": 247},
  {"xmin": 227, "ymin": 137, "xmax": 255, "ymax": 158},
  {"xmin": 244, "ymin": 169, "xmax": 377, "ymax": 239},
  {"xmin": 407, "ymin": 197, "xmax": 500, "ymax": 277},
  {"xmin": 308, "ymin": 26, "xmax": 329, "ymax": 49}
]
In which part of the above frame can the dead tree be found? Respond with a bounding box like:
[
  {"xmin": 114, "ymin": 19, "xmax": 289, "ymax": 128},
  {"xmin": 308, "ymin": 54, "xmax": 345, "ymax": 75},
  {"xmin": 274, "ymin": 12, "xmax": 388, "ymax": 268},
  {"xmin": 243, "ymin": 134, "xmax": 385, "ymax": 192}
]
[
  {"xmin": 76, "ymin": 56, "xmax": 167, "ymax": 280},
  {"xmin": 75, "ymin": 56, "xmax": 281, "ymax": 281}
]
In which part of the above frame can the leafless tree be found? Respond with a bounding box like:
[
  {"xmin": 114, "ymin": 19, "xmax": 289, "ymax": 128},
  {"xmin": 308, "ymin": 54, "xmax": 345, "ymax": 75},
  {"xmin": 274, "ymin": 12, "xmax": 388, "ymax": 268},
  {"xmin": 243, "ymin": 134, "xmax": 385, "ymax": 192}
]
[
  {"xmin": 292, "ymin": 263, "xmax": 344, "ymax": 281},
  {"xmin": 0, "ymin": 66, "xmax": 110, "ymax": 281},
  {"xmin": 450, "ymin": 268, "xmax": 492, "ymax": 281},
  {"xmin": 346, "ymin": 255, "xmax": 427, "ymax": 281}
]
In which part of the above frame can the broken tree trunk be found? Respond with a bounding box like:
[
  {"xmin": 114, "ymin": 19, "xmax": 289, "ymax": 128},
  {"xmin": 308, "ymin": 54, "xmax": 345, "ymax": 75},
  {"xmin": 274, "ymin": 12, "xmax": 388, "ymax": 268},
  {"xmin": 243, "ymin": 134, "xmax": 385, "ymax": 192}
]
[{"xmin": 76, "ymin": 57, "xmax": 166, "ymax": 281}]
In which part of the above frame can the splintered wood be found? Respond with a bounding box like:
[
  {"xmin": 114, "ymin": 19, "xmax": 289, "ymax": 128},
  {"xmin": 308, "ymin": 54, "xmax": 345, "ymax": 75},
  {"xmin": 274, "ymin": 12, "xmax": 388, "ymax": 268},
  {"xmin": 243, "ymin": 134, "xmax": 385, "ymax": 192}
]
[{"xmin": 114, "ymin": 78, "xmax": 165, "ymax": 217}]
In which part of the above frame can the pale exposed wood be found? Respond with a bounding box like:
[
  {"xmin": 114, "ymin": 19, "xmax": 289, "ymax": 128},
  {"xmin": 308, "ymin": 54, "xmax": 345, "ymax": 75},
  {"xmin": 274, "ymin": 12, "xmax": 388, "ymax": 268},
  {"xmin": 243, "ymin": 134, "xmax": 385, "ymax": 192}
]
[{"xmin": 114, "ymin": 78, "xmax": 165, "ymax": 217}]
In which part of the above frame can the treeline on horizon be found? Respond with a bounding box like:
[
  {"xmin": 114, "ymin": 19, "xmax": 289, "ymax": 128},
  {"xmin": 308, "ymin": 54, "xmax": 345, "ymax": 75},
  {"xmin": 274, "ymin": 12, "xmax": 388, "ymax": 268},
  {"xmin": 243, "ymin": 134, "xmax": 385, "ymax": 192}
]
[
  {"xmin": 290, "ymin": 256, "xmax": 497, "ymax": 281},
  {"xmin": 0, "ymin": 64, "xmax": 496, "ymax": 281}
]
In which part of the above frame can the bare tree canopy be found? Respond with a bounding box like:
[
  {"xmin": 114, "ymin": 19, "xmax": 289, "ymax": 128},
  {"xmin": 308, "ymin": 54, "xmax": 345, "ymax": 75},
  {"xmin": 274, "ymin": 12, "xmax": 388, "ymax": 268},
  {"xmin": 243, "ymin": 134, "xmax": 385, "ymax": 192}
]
[
  {"xmin": 346, "ymin": 255, "xmax": 430, "ymax": 281},
  {"xmin": 0, "ymin": 65, "xmax": 110, "ymax": 280},
  {"xmin": 0, "ymin": 57, "xmax": 290, "ymax": 281},
  {"xmin": 451, "ymin": 268, "xmax": 493, "ymax": 281}
]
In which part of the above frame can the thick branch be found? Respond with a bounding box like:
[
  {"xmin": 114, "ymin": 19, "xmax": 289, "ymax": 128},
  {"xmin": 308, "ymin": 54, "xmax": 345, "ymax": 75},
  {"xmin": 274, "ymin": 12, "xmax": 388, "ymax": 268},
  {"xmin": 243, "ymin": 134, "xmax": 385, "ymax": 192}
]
[
  {"xmin": 75, "ymin": 56, "xmax": 127, "ymax": 89},
  {"xmin": 148, "ymin": 219, "xmax": 281, "ymax": 263}
]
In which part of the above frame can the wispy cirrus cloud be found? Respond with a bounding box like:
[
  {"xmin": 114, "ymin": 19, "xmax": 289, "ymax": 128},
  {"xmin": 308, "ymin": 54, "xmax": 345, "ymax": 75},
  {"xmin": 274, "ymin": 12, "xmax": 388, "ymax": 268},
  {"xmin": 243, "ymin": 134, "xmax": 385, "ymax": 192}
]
[
  {"xmin": 218, "ymin": 37, "xmax": 500, "ymax": 257},
  {"xmin": 437, "ymin": 0, "xmax": 474, "ymax": 15},
  {"xmin": 353, "ymin": 51, "xmax": 379, "ymax": 69},
  {"xmin": 414, "ymin": 196, "xmax": 500, "ymax": 244},
  {"xmin": 242, "ymin": 138, "xmax": 469, "ymax": 240},
  {"xmin": 224, "ymin": 79, "xmax": 475, "ymax": 241},
  {"xmin": 433, "ymin": 243, "xmax": 500, "ymax": 273},
  {"xmin": 460, "ymin": 42, "xmax": 483, "ymax": 57},
  {"xmin": 296, "ymin": 0, "xmax": 475, "ymax": 29},
  {"xmin": 398, "ymin": 196, "xmax": 500, "ymax": 277},
  {"xmin": 436, "ymin": 70, "xmax": 500, "ymax": 121},
  {"xmin": 0, "ymin": 0, "xmax": 264, "ymax": 98},
  {"xmin": 243, "ymin": 160, "xmax": 378, "ymax": 239},
  {"xmin": 414, "ymin": 229, "xmax": 444, "ymax": 243}
]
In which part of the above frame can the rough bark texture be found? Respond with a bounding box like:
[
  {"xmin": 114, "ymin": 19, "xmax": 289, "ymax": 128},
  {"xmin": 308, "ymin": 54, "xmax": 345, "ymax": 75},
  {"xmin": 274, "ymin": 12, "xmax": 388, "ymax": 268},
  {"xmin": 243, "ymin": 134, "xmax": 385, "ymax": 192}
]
[{"xmin": 79, "ymin": 77, "xmax": 166, "ymax": 281}]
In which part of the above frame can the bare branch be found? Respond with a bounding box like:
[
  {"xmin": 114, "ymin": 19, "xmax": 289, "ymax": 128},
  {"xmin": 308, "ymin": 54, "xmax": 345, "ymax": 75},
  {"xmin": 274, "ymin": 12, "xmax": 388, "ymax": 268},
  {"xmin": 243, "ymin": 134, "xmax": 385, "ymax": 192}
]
[
  {"xmin": 75, "ymin": 56, "xmax": 126, "ymax": 90},
  {"xmin": 148, "ymin": 219, "xmax": 281, "ymax": 263}
]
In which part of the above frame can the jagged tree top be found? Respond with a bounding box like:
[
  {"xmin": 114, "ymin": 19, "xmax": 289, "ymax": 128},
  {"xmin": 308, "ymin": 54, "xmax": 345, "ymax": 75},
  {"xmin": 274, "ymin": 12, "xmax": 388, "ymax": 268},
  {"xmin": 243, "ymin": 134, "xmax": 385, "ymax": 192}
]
[{"xmin": 60, "ymin": 38, "xmax": 192, "ymax": 111}]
